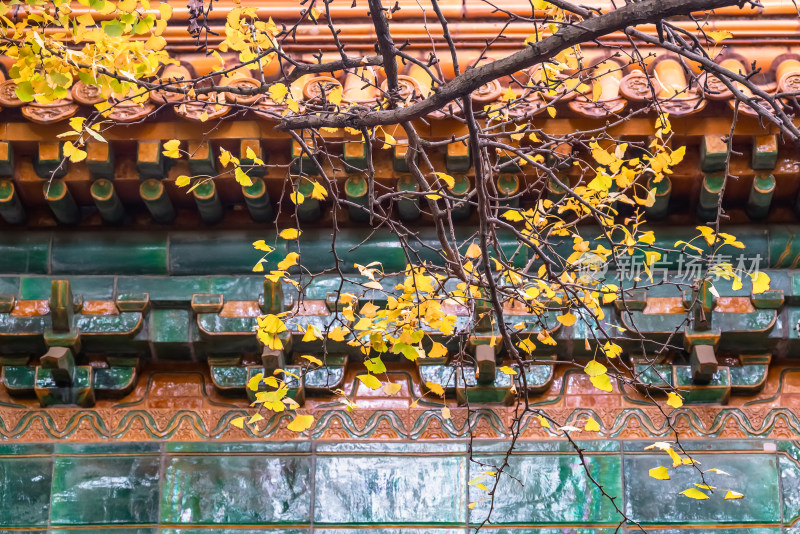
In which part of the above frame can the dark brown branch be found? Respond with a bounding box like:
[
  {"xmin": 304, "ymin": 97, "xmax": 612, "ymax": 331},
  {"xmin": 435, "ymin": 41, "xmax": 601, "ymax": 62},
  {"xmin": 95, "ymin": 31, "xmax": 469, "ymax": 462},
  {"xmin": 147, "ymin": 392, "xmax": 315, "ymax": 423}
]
[
  {"xmin": 367, "ymin": 0, "xmax": 399, "ymax": 99},
  {"xmin": 278, "ymin": 0, "xmax": 746, "ymax": 130}
]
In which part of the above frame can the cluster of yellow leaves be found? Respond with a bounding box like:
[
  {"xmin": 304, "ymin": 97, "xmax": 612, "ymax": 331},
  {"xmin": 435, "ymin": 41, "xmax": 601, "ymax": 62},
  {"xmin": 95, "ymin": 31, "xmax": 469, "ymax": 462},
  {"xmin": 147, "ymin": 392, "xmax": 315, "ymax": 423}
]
[
  {"xmin": 535, "ymin": 412, "xmax": 601, "ymax": 434},
  {"xmin": 676, "ymin": 226, "xmax": 770, "ymax": 294},
  {"xmin": 230, "ymin": 370, "xmax": 314, "ymax": 434},
  {"xmin": 218, "ymin": 7, "xmax": 279, "ymax": 64},
  {"xmin": 646, "ymin": 442, "xmax": 744, "ymax": 501},
  {"xmin": 2, "ymin": 0, "xmax": 175, "ymax": 108}
]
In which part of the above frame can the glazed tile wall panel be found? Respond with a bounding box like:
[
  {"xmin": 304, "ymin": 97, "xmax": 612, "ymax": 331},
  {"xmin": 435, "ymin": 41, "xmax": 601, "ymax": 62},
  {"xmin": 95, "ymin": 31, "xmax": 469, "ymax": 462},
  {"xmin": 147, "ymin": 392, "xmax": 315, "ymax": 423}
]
[
  {"xmin": 624, "ymin": 452, "xmax": 781, "ymax": 524},
  {"xmin": 468, "ymin": 454, "xmax": 622, "ymax": 525},
  {"xmin": 314, "ymin": 454, "xmax": 467, "ymax": 525},
  {"xmin": 161, "ymin": 454, "xmax": 312, "ymax": 524},
  {"xmin": 0, "ymin": 440, "xmax": 795, "ymax": 531}
]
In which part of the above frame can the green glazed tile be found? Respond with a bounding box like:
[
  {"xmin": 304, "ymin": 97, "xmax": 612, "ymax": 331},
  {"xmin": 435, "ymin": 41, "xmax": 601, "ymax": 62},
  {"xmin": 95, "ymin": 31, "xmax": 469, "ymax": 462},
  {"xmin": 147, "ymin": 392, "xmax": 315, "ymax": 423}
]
[
  {"xmin": 2, "ymin": 366, "xmax": 35, "ymax": 393},
  {"xmin": 51, "ymin": 233, "xmax": 168, "ymax": 275},
  {"xmin": 209, "ymin": 365, "xmax": 247, "ymax": 389},
  {"xmin": 55, "ymin": 442, "xmax": 161, "ymax": 455},
  {"xmin": 780, "ymin": 456, "xmax": 800, "ymax": 524},
  {"xmin": 165, "ymin": 441, "xmax": 310, "ymax": 454},
  {"xmin": 624, "ymin": 453, "xmax": 780, "ymax": 524},
  {"xmin": 316, "ymin": 442, "xmax": 466, "ymax": 454},
  {"xmin": 662, "ymin": 440, "xmax": 775, "ymax": 452},
  {"xmin": 635, "ymin": 529, "xmax": 781, "ymax": 533},
  {"xmin": 0, "ymin": 234, "xmax": 50, "ymax": 274},
  {"xmin": 161, "ymin": 454, "xmax": 311, "ymax": 524},
  {"xmin": 474, "ymin": 440, "xmax": 619, "ymax": 453},
  {"xmin": 49, "ymin": 530, "xmax": 158, "ymax": 534},
  {"xmin": 94, "ymin": 366, "xmax": 138, "ymax": 393},
  {"xmin": 315, "ymin": 530, "xmax": 463, "ymax": 534},
  {"xmin": 18, "ymin": 277, "xmax": 115, "ymax": 300},
  {"xmin": 0, "ymin": 443, "xmax": 52, "ymax": 456},
  {"xmin": 481, "ymin": 530, "xmax": 617, "ymax": 534},
  {"xmin": 0, "ymin": 277, "xmax": 19, "ymax": 295},
  {"xmin": 117, "ymin": 277, "xmax": 212, "ymax": 305},
  {"xmin": 169, "ymin": 232, "xmax": 285, "ymax": 275},
  {"xmin": 162, "ymin": 530, "xmax": 307, "ymax": 533},
  {"xmin": 0, "ymin": 457, "xmax": 52, "ymax": 527},
  {"xmin": 314, "ymin": 454, "xmax": 466, "ymax": 524},
  {"xmin": 150, "ymin": 309, "xmax": 191, "ymax": 359},
  {"xmin": 208, "ymin": 275, "xmax": 264, "ymax": 300},
  {"xmin": 50, "ymin": 455, "xmax": 161, "ymax": 525},
  {"xmin": 468, "ymin": 455, "xmax": 621, "ymax": 525}
]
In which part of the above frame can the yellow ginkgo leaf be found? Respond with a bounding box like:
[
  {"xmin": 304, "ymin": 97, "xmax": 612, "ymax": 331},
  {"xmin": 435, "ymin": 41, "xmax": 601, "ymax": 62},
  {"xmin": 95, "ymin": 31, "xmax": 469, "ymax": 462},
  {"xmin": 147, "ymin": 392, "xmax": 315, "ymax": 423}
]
[
  {"xmin": 176, "ymin": 175, "xmax": 191, "ymax": 187},
  {"xmin": 499, "ymin": 365, "xmax": 518, "ymax": 376},
  {"xmin": 357, "ymin": 374, "xmax": 382, "ymax": 390},
  {"xmin": 302, "ymin": 355, "xmax": 323, "ymax": 366},
  {"xmin": 279, "ymin": 228, "xmax": 301, "ymax": 239},
  {"xmin": 724, "ymin": 490, "xmax": 744, "ymax": 500},
  {"xmin": 590, "ymin": 373, "xmax": 613, "ymax": 392},
  {"xmin": 286, "ymin": 414, "xmax": 315, "ymax": 432},
  {"xmin": 253, "ymin": 240, "xmax": 273, "ymax": 252},
  {"xmin": 750, "ymin": 271, "xmax": 770, "ymax": 294},
  {"xmin": 465, "ymin": 243, "xmax": 482, "ymax": 259},
  {"xmin": 429, "ymin": 342, "xmax": 448, "ymax": 359},
  {"xmin": 231, "ymin": 416, "xmax": 245, "ymax": 429},
  {"xmin": 697, "ymin": 225, "xmax": 716, "ymax": 246},
  {"xmin": 502, "ymin": 210, "xmax": 524, "ymax": 222},
  {"xmin": 68, "ymin": 116, "xmax": 85, "ymax": 132},
  {"xmin": 680, "ymin": 488, "xmax": 709, "ymax": 500},
  {"xmin": 269, "ymin": 83, "xmax": 288, "ymax": 103},
  {"xmin": 277, "ymin": 252, "xmax": 299, "ymax": 271},
  {"xmin": 159, "ymin": 2, "xmax": 173, "ymax": 19},
  {"xmin": 707, "ymin": 30, "xmax": 733, "ymax": 43},
  {"xmin": 247, "ymin": 372, "xmax": 264, "ymax": 391},
  {"xmin": 383, "ymin": 382, "xmax": 402, "ymax": 396},
  {"xmin": 381, "ymin": 132, "xmax": 396, "ymax": 149},
  {"xmin": 248, "ymin": 413, "xmax": 264, "ymax": 424},
  {"xmin": 584, "ymin": 360, "xmax": 607, "ymax": 377},
  {"xmin": 591, "ymin": 82, "xmax": 602, "ymax": 102},
  {"xmin": 432, "ymin": 172, "xmax": 455, "ymax": 189},
  {"xmin": 302, "ymin": 324, "xmax": 321, "ymax": 342},
  {"xmin": 234, "ymin": 167, "xmax": 253, "ymax": 187},
  {"xmin": 538, "ymin": 415, "xmax": 550, "ymax": 428},
  {"xmin": 557, "ymin": 313, "xmax": 577, "ymax": 327},
  {"xmin": 145, "ymin": 35, "xmax": 167, "ymax": 51},
  {"xmin": 649, "ymin": 466, "xmax": 670, "ymax": 480},
  {"xmin": 328, "ymin": 85, "xmax": 342, "ymax": 106},
  {"xmin": 328, "ymin": 326, "xmax": 346, "ymax": 342},
  {"xmin": 290, "ymin": 191, "xmax": 305, "ymax": 205},
  {"xmin": 310, "ymin": 181, "xmax": 328, "ymax": 200},
  {"xmin": 426, "ymin": 381, "xmax": 445, "ymax": 397},
  {"xmin": 441, "ymin": 406, "xmax": 451, "ymax": 420},
  {"xmin": 667, "ymin": 392, "xmax": 683, "ymax": 408},
  {"xmin": 63, "ymin": 141, "xmax": 87, "ymax": 163},
  {"xmin": 584, "ymin": 416, "xmax": 600, "ymax": 432},
  {"xmin": 162, "ymin": 139, "xmax": 181, "ymax": 158}
]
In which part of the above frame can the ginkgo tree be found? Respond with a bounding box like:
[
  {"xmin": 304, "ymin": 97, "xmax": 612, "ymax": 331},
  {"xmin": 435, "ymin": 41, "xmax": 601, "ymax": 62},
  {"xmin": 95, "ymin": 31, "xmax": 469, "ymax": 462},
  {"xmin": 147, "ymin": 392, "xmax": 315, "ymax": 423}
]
[{"xmin": 0, "ymin": 0, "xmax": 789, "ymax": 524}]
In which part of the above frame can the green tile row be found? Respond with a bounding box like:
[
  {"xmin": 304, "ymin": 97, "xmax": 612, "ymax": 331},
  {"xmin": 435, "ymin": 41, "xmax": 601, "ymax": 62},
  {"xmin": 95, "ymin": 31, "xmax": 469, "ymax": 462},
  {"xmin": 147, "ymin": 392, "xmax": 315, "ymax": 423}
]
[
  {"xmin": 0, "ymin": 440, "xmax": 797, "ymax": 530},
  {"xmin": 0, "ymin": 528, "xmax": 794, "ymax": 533},
  {"xmin": 0, "ymin": 228, "xmax": 526, "ymax": 276},
  {"xmin": 8, "ymin": 225, "xmax": 800, "ymax": 275}
]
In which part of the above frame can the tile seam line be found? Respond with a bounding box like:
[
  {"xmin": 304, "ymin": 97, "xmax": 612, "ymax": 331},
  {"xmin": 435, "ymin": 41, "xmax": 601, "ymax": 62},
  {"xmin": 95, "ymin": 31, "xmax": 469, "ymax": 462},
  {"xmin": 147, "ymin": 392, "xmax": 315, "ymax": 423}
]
[
  {"xmin": 157, "ymin": 440, "xmax": 166, "ymax": 529},
  {"xmin": 46, "ymin": 441, "xmax": 55, "ymax": 531},
  {"xmin": 310, "ymin": 438, "xmax": 316, "ymax": 534}
]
